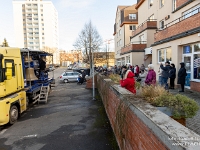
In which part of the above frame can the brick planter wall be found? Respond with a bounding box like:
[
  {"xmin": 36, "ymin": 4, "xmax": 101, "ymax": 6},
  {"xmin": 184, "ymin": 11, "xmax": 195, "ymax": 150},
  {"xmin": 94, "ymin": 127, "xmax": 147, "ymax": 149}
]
[
  {"xmin": 97, "ymin": 74, "xmax": 200, "ymax": 150},
  {"xmin": 190, "ymin": 81, "xmax": 200, "ymax": 92},
  {"xmin": 85, "ymin": 74, "xmax": 97, "ymax": 89}
]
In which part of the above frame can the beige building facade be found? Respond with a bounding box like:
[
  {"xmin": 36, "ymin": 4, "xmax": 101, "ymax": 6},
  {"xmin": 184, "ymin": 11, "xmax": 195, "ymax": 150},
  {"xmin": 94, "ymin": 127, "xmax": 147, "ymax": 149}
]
[
  {"xmin": 135, "ymin": 0, "xmax": 200, "ymax": 92},
  {"xmin": 113, "ymin": 5, "xmax": 139, "ymax": 66}
]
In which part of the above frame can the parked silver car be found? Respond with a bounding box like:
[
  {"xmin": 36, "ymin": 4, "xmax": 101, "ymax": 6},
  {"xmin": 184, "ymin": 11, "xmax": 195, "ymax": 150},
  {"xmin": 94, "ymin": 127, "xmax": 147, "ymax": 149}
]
[{"xmin": 59, "ymin": 72, "xmax": 81, "ymax": 83}]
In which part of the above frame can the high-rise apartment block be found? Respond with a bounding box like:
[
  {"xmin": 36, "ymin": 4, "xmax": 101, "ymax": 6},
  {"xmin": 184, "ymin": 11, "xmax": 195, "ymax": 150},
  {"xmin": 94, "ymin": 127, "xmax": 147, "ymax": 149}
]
[{"xmin": 13, "ymin": 0, "xmax": 59, "ymax": 63}]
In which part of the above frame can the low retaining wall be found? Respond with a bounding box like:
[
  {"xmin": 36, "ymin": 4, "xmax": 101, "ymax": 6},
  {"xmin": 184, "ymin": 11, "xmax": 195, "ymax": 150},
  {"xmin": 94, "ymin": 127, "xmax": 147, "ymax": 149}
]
[
  {"xmin": 97, "ymin": 74, "xmax": 200, "ymax": 150},
  {"xmin": 85, "ymin": 74, "xmax": 97, "ymax": 89}
]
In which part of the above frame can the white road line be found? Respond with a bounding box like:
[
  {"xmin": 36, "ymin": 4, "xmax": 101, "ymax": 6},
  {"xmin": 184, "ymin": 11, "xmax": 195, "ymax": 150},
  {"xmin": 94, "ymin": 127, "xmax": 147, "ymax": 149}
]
[
  {"xmin": 0, "ymin": 129, "xmax": 7, "ymax": 135},
  {"xmin": 22, "ymin": 134, "xmax": 37, "ymax": 139}
]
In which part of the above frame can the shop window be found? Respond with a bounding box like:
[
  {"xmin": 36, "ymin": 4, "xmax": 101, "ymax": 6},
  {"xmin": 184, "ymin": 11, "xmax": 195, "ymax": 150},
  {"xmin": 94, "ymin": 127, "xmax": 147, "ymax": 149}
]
[
  {"xmin": 193, "ymin": 54, "xmax": 200, "ymax": 79},
  {"xmin": 158, "ymin": 48, "xmax": 172, "ymax": 63},
  {"xmin": 183, "ymin": 45, "xmax": 192, "ymax": 54},
  {"xmin": 194, "ymin": 43, "xmax": 200, "ymax": 52}
]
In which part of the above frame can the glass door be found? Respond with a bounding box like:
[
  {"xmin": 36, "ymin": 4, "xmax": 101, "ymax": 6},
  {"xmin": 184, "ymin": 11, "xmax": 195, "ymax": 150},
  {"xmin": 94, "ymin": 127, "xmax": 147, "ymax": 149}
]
[{"xmin": 183, "ymin": 55, "xmax": 191, "ymax": 87}]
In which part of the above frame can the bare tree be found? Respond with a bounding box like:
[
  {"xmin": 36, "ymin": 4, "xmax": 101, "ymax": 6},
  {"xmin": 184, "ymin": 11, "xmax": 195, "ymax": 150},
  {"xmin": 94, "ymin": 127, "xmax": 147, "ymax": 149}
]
[{"xmin": 73, "ymin": 21, "xmax": 102, "ymax": 71}]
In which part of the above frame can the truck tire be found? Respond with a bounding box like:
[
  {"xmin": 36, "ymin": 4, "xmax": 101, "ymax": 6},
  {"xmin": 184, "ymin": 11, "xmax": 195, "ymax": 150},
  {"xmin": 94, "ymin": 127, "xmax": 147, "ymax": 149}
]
[{"xmin": 9, "ymin": 105, "xmax": 19, "ymax": 125}]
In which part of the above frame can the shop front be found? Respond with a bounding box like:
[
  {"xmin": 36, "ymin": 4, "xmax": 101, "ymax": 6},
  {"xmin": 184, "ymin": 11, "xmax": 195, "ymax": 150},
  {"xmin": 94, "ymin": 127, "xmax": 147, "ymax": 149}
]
[{"xmin": 182, "ymin": 43, "xmax": 200, "ymax": 91}]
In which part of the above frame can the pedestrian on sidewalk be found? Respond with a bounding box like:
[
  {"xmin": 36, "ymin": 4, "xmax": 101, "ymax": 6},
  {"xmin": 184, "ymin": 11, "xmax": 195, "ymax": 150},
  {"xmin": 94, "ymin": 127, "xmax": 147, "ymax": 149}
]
[
  {"xmin": 134, "ymin": 65, "xmax": 140, "ymax": 77},
  {"xmin": 169, "ymin": 63, "xmax": 176, "ymax": 89},
  {"xmin": 145, "ymin": 64, "xmax": 156, "ymax": 85},
  {"xmin": 139, "ymin": 69, "xmax": 148, "ymax": 86},
  {"xmin": 177, "ymin": 62, "xmax": 187, "ymax": 92},
  {"xmin": 160, "ymin": 61, "xmax": 171, "ymax": 90},
  {"xmin": 158, "ymin": 66, "xmax": 163, "ymax": 85},
  {"xmin": 121, "ymin": 66, "xmax": 127, "ymax": 79},
  {"xmin": 120, "ymin": 70, "xmax": 136, "ymax": 94},
  {"xmin": 140, "ymin": 64, "xmax": 145, "ymax": 72}
]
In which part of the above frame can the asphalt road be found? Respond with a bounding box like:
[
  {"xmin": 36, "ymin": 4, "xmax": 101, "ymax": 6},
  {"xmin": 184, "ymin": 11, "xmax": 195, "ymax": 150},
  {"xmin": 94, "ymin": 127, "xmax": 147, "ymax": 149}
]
[{"xmin": 0, "ymin": 67, "xmax": 118, "ymax": 150}]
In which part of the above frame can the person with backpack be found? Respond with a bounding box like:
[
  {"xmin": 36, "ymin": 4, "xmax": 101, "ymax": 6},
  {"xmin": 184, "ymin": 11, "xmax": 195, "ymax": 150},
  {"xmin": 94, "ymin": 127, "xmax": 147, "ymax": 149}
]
[{"xmin": 177, "ymin": 62, "xmax": 187, "ymax": 92}]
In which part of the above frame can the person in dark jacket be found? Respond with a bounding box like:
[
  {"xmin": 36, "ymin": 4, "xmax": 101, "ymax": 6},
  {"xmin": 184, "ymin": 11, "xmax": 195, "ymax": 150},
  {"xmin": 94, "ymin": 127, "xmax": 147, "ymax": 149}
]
[
  {"xmin": 160, "ymin": 61, "xmax": 171, "ymax": 90},
  {"xmin": 169, "ymin": 63, "xmax": 176, "ymax": 89},
  {"xmin": 82, "ymin": 70, "xmax": 86, "ymax": 82},
  {"xmin": 177, "ymin": 62, "xmax": 187, "ymax": 92}
]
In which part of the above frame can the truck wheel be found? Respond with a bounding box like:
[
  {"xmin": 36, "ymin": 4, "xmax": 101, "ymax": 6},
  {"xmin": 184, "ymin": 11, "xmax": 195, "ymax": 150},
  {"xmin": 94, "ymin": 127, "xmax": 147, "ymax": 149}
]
[{"xmin": 9, "ymin": 105, "xmax": 19, "ymax": 125}]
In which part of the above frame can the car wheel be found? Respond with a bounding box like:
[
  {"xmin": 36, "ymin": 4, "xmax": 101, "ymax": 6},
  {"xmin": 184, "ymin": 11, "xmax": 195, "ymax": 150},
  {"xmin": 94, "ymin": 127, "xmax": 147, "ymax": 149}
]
[
  {"xmin": 9, "ymin": 105, "xmax": 19, "ymax": 125},
  {"xmin": 64, "ymin": 79, "xmax": 68, "ymax": 83}
]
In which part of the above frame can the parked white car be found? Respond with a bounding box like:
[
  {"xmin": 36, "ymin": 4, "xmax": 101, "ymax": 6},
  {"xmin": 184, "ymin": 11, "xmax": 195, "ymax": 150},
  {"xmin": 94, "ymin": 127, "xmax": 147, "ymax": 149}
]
[{"xmin": 59, "ymin": 72, "xmax": 81, "ymax": 83}]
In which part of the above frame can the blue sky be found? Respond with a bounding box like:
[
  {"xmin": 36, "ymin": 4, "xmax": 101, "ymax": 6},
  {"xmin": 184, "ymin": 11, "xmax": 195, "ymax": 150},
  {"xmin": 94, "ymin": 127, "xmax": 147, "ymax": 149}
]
[{"xmin": 0, "ymin": 0, "xmax": 137, "ymax": 51}]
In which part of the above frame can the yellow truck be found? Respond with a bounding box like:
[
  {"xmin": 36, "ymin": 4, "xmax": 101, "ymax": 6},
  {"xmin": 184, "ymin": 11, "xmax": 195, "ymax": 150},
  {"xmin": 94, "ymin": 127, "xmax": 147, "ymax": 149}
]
[{"xmin": 0, "ymin": 47, "xmax": 54, "ymax": 125}]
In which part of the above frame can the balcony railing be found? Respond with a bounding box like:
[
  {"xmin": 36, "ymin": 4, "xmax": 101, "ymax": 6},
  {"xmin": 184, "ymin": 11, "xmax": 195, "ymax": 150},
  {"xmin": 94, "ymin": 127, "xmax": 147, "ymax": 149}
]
[
  {"xmin": 120, "ymin": 41, "xmax": 147, "ymax": 55},
  {"xmin": 155, "ymin": 7, "xmax": 200, "ymax": 42},
  {"xmin": 132, "ymin": 19, "xmax": 157, "ymax": 37}
]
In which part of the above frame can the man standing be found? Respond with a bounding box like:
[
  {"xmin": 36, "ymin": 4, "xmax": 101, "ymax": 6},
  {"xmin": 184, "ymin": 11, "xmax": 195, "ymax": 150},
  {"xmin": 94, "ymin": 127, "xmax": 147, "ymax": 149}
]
[
  {"xmin": 140, "ymin": 64, "xmax": 145, "ymax": 71},
  {"xmin": 160, "ymin": 61, "xmax": 171, "ymax": 90},
  {"xmin": 177, "ymin": 62, "xmax": 187, "ymax": 92}
]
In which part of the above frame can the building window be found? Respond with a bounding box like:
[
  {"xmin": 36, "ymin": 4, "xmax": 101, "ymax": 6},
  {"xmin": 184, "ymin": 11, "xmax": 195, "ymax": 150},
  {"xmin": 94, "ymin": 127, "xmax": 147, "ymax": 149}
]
[
  {"xmin": 149, "ymin": 0, "xmax": 153, "ymax": 8},
  {"xmin": 129, "ymin": 25, "xmax": 136, "ymax": 30},
  {"xmin": 194, "ymin": 54, "xmax": 200, "ymax": 79},
  {"xmin": 182, "ymin": 4, "xmax": 200, "ymax": 20},
  {"xmin": 5, "ymin": 59, "xmax": 15, "ymax": 77},
  {"xmin": 160, "ymin": 20, "xmax": 164, "ymax": 29},
  {"xmin": 139, "ymin": 34, "xmax": 145, "ymax": 43},
  {"xmin": 41, "ymin": 14, "xmax": 43, "ymax": 16},
  {"xmin": 172, "ymin": 0, "xmax": 176, "ymax": 11},
  {"xmin": 42, "ymin": 23, "xmax": 44, "ymax": 26},
  {"xmin": 160, "ymin": 0, "xmax": 164, "ymax": 8},
  {"xmin": 40, "ymin": 4, "xmax": 43, "ymax": 7},
  {"xmin": 119, "ymin": 39, "xmax": 122, "ymax": 46},
  {"xmin": 119, "ymin": 29, "xmax": 121, "ymax": 35},
  {"xmin": 41, "ymin": 19, "xmax": 43, "ymax": 21},
  {"xmin": 194, "ymin": 43, "xmax": 200, "ymax": 52},
  {"xmin": 129, "ymin": 14, "xmax": 137, "ymax": 20},
  {"xmin": 42, "ymin": 33, "xmax": 44, "ymax": 35},
  {"xmin": 158, "ymin": 48, "xmax": 172, "ymax": 63}
]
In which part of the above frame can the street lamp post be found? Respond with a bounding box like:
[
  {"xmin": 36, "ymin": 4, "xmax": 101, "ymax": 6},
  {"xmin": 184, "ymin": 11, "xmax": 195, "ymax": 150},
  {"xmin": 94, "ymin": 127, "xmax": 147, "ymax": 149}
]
[{"xmin": 91, "ymin": 47, "xmax": 96, "ymax": 101}]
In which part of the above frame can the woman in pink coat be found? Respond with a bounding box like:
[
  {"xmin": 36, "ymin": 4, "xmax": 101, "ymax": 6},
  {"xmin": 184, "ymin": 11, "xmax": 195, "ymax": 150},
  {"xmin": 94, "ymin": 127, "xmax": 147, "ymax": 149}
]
[{"xmin": 145, "ymin": 64, "xmax": 156, "ymax": 85}]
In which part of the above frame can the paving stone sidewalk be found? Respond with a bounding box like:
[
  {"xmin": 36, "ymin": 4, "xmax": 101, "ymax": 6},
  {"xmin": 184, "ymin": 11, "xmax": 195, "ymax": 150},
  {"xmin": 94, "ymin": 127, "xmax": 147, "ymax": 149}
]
[{"xmin": 169, "ymin": 88, "xmax": 200, "ymax": 135}]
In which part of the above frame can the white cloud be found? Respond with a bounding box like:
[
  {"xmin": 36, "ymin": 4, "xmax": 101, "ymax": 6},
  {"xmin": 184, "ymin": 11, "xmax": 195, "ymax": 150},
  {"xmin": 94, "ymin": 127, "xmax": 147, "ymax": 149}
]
[{"xmin": 59, "ymin": 0, "xmax": 95, "ymax": 8}]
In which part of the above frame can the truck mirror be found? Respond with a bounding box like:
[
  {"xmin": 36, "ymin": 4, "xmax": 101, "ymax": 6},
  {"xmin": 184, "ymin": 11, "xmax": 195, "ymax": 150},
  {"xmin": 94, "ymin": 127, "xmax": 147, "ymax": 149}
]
[{"xmin": 5, "ymin": 63, "xmax": 12, "ymax": 80}]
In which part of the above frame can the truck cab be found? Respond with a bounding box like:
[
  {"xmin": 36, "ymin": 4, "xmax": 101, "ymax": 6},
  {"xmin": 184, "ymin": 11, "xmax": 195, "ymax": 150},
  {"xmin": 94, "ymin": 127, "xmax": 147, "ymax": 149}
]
[{"xmin": 0, "ymin": 47, "xmax": 54, "ymax": 125}]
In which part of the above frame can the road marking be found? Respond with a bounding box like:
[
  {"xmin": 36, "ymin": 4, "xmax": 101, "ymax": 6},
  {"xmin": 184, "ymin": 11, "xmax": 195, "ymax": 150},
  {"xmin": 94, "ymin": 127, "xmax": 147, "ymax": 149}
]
[
  {"xmin": 22, "ymin": 134, "xmax": 37, "ymax": 139},
  {"xmin": 0, "ymin": 129, "xmax": 7, "ymax": 135}
]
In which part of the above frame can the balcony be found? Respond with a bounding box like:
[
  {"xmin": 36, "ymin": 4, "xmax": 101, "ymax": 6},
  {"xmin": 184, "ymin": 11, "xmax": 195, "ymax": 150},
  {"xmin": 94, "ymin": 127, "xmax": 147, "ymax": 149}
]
[
  {"xmin": 120, "ymin": 42, "xmax": 146, "ymax": 55},
  {"xmin": 154, "ymin": 8, "xmax": 200, "ymax": 44},
  {"xmin": 132, "ymin": 19, "xmax": 157, "ymax": 37}
]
